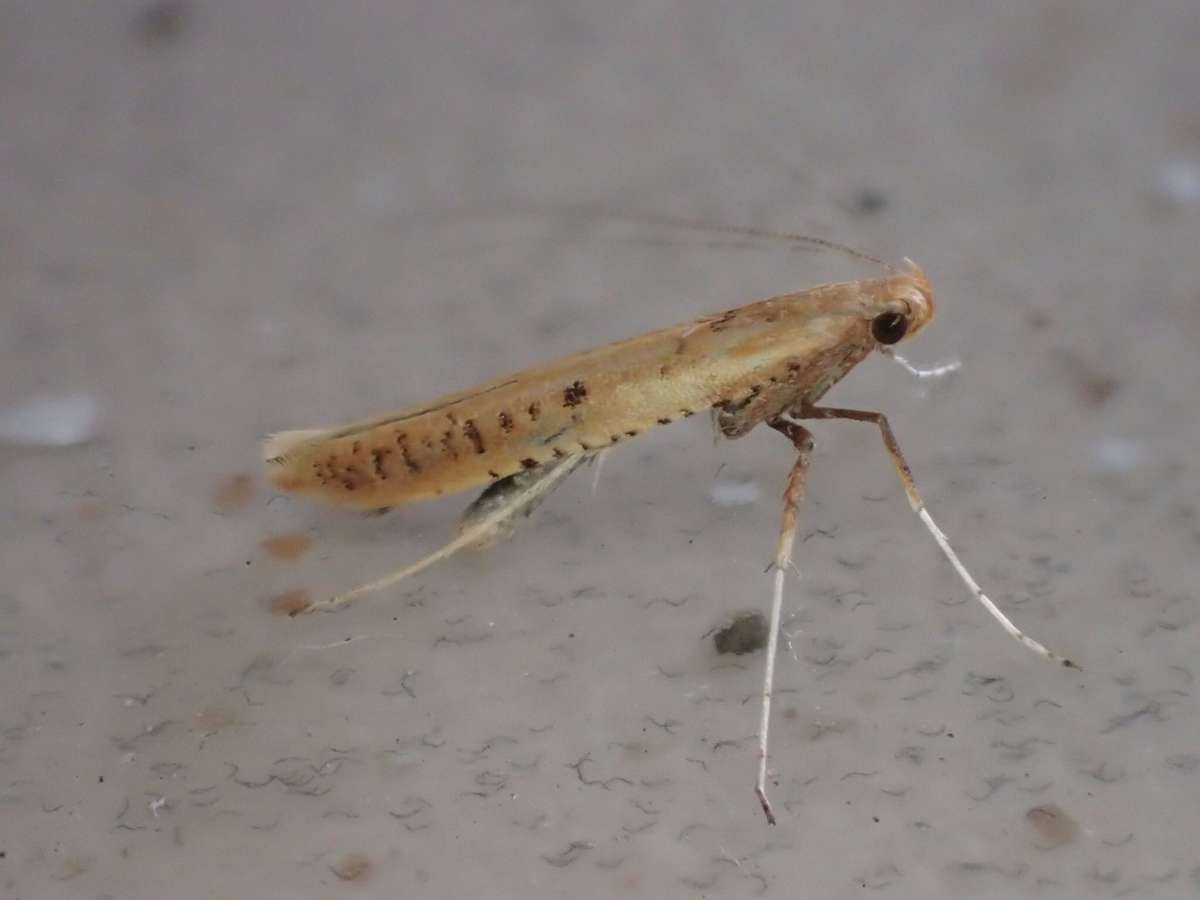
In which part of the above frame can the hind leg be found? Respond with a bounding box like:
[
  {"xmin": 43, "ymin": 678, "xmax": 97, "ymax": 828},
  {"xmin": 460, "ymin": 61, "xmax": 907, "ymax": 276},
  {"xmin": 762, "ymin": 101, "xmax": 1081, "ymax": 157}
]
[
  {"xmin": 456, "ymin": 454, "xmax": 590, "ymax": 548},
  {"xmin": 302, "ymin": 453, "xmax": 589, "ymax": 614}
]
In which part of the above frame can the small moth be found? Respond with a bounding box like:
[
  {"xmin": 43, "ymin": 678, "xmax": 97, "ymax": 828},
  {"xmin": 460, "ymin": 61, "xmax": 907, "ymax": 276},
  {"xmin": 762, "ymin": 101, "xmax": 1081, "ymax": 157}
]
[{"xmin": 263, "ymin": 220, "xmax": 1075, "ymax": 823}]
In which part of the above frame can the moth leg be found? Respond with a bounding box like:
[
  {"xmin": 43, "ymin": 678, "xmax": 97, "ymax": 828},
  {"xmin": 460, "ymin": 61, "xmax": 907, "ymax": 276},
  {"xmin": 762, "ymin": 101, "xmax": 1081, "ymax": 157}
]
[
  {"xmin": 457, "ymin": 454, "xmax": 590, "ymax": 549},
  {"xmin": 756, "ymin": 417, "xmax": 815, "ymax": 825},
  {"xmin": 303, "ymin": 453, "xmax": 588, "ymax": 615},
  {"xmin": 797, "ymin": 404, "xmax": 1078, "ymax": 670},
  {"xmin": 715, "ymin": 386, "xmax": 793, "ymax": 439}
]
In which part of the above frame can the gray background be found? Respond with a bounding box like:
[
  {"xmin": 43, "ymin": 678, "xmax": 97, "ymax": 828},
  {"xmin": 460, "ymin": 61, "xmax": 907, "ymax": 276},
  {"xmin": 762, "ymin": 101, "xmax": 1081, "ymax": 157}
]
[{"xmin": 3, "ymin": 1, "xmax": 1198, "ymax": 897}]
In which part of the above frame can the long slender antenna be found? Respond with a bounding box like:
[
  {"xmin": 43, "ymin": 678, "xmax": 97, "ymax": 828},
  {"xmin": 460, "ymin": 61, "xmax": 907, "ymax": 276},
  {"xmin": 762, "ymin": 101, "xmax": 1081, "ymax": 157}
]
[
  {"xmin": 424, "ymin": 204, "xmax": 894, "ymax": 272},
  {"xmin": 546, "ymin": 207, "xmax": 893, "ymax": 271}
]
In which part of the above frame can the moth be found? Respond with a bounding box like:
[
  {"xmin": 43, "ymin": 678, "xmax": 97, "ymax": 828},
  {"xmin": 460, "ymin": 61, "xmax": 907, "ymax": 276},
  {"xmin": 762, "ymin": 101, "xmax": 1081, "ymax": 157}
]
[{"xmin": 263, "ymin": 221, "xmax": 1075, "ymax": 822}]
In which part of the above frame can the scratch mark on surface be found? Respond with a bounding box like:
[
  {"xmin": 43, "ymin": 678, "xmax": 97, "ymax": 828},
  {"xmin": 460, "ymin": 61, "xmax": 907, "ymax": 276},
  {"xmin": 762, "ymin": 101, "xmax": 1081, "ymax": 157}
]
[{"xmin": 543, "ymin": 840, "xmax": 593, "ymax": 867}]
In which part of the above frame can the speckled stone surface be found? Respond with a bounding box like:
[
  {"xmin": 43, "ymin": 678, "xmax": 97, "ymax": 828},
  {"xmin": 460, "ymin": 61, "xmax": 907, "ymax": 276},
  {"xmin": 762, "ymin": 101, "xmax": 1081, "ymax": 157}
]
[{"xmin": 3, "ymin": 2, "xmax": 1199, "ymax": 897}]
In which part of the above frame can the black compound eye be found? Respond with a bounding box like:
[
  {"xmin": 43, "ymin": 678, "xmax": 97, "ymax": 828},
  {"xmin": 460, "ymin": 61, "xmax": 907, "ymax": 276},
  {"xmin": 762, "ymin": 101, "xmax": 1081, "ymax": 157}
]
[{"xmin": 871, "ymin": 312, "xmax": 908, "ymax": 344}]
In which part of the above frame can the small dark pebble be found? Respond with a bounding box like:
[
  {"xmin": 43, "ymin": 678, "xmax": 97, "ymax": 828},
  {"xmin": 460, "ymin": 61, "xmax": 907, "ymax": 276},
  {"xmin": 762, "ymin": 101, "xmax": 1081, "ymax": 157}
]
[
  {"xmin": 712, "ymin": 611, "xmax": 768, "ymax": 655},
  {"xmin": 134, "ymin": 0, "xmax": 190, "ymax": 48},
  {"xmin": 852, "ymin": 187, "xmax": 888, "ymax": 215}
]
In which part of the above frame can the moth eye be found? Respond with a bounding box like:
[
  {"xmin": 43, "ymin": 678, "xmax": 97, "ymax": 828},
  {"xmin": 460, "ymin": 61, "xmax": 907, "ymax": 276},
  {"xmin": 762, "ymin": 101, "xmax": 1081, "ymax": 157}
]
[{"xmin": 871, "ymin": 312, "xmax": 908, "ymax": 344}]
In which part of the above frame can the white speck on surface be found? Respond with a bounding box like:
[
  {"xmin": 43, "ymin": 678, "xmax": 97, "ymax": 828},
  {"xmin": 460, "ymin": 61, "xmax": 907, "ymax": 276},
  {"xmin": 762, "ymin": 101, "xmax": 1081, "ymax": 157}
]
[
  {"xmin": 0, "ymin": 393, "xmax": 100, "ymax": 446},
  {"xmin": 708, "ymin": 478, "xmax": 761, "ymax": 507},
  {"xmin": 355, "ymin": 171, "xmax": 401, "ymax": 212},
  {"xmin": 1092, "ymin": 436, "xmax": 1147, "ymax": 473},
  {"xmin": 254, "ymin": 315, "xmax": 284, "ymax": 352},
  {"xmin": 1157, "ymin": 160, "xmax": 1200, "ymax": 206},
  {"xmin": 379, "ymin": 749, "xmax": 423, "ymax": 771}
]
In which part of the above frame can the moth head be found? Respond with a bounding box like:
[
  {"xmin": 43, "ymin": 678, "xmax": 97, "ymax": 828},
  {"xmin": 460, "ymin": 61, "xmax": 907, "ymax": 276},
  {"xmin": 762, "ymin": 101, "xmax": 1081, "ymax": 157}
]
[{"xmin": 871, "ymin": 259, "xmax": 935, "ymax": 347}]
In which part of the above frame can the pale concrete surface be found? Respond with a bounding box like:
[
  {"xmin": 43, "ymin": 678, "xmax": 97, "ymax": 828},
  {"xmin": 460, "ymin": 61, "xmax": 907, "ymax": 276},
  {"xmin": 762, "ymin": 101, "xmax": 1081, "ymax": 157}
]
[{"xmin": 2, "ymin": 1, "xmax": 1199, "ymax": 897}]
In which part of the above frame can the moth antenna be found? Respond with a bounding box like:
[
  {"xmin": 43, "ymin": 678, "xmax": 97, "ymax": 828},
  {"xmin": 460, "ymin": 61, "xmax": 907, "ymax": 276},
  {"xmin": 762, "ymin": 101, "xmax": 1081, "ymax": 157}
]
[
  {"xmin": 581, "ymin": 209, "xmax": 893, "ymax": 271},
  {"xmin": 463, "ymin": 204, "xmax": 895, "ymax": 271}
]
